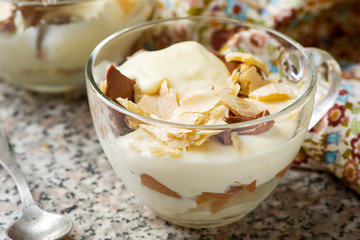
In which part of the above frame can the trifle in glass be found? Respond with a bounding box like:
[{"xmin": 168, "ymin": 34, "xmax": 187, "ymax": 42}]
[
  {"xmin": 86, "ymin": 17, "xmax": 341, "ymax": 228},
  {"xmin": 0, "ymin": 0, "xmax": 154, "ymax": 93}
]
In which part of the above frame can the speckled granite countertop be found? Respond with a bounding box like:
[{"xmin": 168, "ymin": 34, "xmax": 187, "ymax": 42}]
[{"xmin": 0, "ymin": 80, "xmax": 359, "ymax": 240}]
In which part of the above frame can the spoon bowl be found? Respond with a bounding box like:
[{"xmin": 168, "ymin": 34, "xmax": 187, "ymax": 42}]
[
  {"xmin": 7, "ymin": 205, "xmax": 73, "ymax": 240},
  {"xmin": 0, "ymin": 127, "xmax": 73, "ymax": 240}
]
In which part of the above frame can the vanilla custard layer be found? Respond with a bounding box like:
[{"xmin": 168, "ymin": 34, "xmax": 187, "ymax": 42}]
[
  {"xmin": 102, "ymin": 117, "xmax": 306, "ymax": 219},
  {"xmin": 98, "ymin": 40, "xmax": 307, "ymax": 220},
  {"xmin": 118, "ymin": 41, "xmax": 232, "ymax": 99}
]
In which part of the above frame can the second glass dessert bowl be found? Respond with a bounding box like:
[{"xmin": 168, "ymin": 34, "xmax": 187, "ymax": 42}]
[
  {"xmin": 0, "ymin": 0, "xmax": 154, "ymax": 93},
  {"xmin": 86, "ymin": 16, "xmax": 341, "ymax": 228}
]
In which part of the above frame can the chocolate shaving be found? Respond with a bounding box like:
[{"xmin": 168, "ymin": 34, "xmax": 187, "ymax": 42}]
[
  {"xmin": 19, "ymin": 6, "xmax": 44, "ymax": 27},
  {"xmin": 275, "ymin": 163, "xmax": 292, "ymax": 178},
  {"xmin": 140, "ymin": 174, "xmax": 181, "ymax": 199},
  {"xmin": 217, "ymin": 110, "xmax": 275, "ymax": 145},
  {"xmin": 197, "ymin": 180, "xmax": 257, "ymax": 203},
  {"xmin": 211, "ymin": 50, "xmax": 239, "ymax": 73},
  {"xmin": 201, "ymin": 185, "xmax": 244, "ymax": 200},
  {"xmin": 226, "ymin": 110, "xmax": 270, "ymax": 123},
  {"xmin": 105, "ymin": 64, "xmax": 135, "ymax": 102},
  {"xmin": 234, "ymin": 180, "xmax": 257, "ymax": 193}
]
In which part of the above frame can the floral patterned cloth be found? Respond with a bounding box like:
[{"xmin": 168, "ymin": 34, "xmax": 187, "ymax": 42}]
[{"xmin": 152, "ymin": 0, "xmax": 360, "ymax": 194}]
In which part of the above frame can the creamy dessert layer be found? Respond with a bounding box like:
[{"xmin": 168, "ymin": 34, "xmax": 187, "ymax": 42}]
[{"xmin": 97, "ymin": 41, "xmax": 306, "ymax": 222}]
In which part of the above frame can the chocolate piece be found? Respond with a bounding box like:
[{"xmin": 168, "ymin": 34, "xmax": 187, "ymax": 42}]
[
  {"xmin": 275, "ymin": 163, "xmax": 292, "ymax": 178},
  {"xmin": 226, "ymin": 110, "xmax": 270, "ymax": 123},
  {"xmin": 105, "ymin": 64, "xmax": 135, "ymax": 102},
  {"xmin": 234, "ymin": 180, "xmax": 257, "ymax": 193},
  {"xmin": 217, "ymin": 110, "xmax": 275, "ymax": 145},
  {"xmin": 194, "ymin": 180, "xmax": 257, "ymax": 213},
  {"xmin": 140, "ymin": 174, "xmax": 181, "ymax": 199},
  {"xmin": 201, "ymin": 185, "xmax": 244, "ymax": 200},
  {"xmin": 211, "ymin": 50, "xmax": 239, "ymax": 73},
  {"xmin": 199, "ymin": 180, "xmax": 256, "ymax": 201},
  {"xmin": 19, "ymin": 6, "xmax": 75, "ymax": 27},
  {"xmin": 227, "ymin": 110, "xmax": 275, "ymax": 135}
]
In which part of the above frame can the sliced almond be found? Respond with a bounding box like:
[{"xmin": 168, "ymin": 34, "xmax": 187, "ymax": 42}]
[
  {"xmin": 137, "ymin": 79, "xmax": 179, "ymax": 120},
  {"xmin": 116, "ymin": 97, "xmax": 150, "ymax": 117},
  {"xmin": 231, "ymin": 132, "xmax": 241, "ymax": 151},
  {"xmin": 178, "ymin": 93, "xmax": 221, "ymax": 114},
  {"xmin": 213, "ymin": 83, "xmax": 240, "ymax": 97},
  {"xmin": 199, "ymin": 105, "xmax": 228, "ymax": 125},
  {"xmin": 220, "ymin": 95, "xmax": 262, "ymax": 117},
  {"xmin": 248, "ymin": 83, "xmax": 294, "ymax": 102},
  {"xmin": 238, "ymin": 66, "xmax": 268, "ymax": 96},
  {"xmin": 225, "ymin": 52, "xmax": 269, "ymax": 77},
  {"xmin": 150, "ymin": 147, "xmax": 182, "ymax": 158},
  {"xmin": 140, "ymin": 124, "xmax": 189, "ymax": 149}
]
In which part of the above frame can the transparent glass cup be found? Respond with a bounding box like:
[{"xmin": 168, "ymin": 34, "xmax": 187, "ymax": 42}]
[
  {"xmin": 86, "ymin": 16, "xmax": 341, "ymax": 228},
  {"xmin": 0, "ymin": 0, "xmax": 154, "ymax": 93}
]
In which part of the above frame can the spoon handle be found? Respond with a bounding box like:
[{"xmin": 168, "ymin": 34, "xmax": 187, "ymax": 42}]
[{"xmin": 0, "ymin": 127, "xmax": 35, "ymax": 206}]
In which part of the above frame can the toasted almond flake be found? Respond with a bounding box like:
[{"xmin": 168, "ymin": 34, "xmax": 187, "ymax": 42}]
[
  {"xmin": 225, "ymin": 52, "xmax": 269, "ymax": 77},
  {"xmin": 239, "ymin": 63, "xmax": 253, "ymax": 74},
  {"xmin": 137, "ymin": 94, "xmax": 159, "ymax": 115},
  {"xmin": 178, "ymin": 93, "xmax": 221, "ymax": 114},
  {"xmin": 137, "ymin": 79, "xmax": 179, "ymax": 120},
  {"xmin": 220, "ymin": 95, "xmax": 262, "ymax": 117},
  {"xmin": 173, "ymin": 112, "xmax": 202, "ymax": 125},
  {"xmin": 238, "ymin": 66, "xmax": 268, "ymax": 96},
  {"xmin": 133, "ymin": 84, "xmax": 143, "ymax": 103},
  {"xmin": 231, "ymin": 132, "xmax": 241, "ymax": 151},
  {"xmin": 116, "ymin": 97, "xmax": 150, "ymax": 117},
  {"xmin": 229, "ymin": 69, "xmax": 241, "ymax": 84},
  {"xmin": 100, "ymin": 80, "xmax": 107, "ymax": 94},
  {"xmin": 150, "ymin": 147, "xmax": 182, "ymax": 158},
  {"xmin": 140, "ymin": 124, "xmax": 190, "ymax": 149},
  {"xmin": 197, "ymin": 105, "xmax": 228, "ymax": 125},
  {"xmin": 140, "ymin": 124, "xmax": 219, "ymax": 149},
  {"xmin": 157, "ymin": 80, "xmax": 180, "ymax": 119},
  {"xmin": 213, "ymin": 82, "xmax": 241, "ymax": 97},
  {"xmin": 248, "ymin": 83, "xmax": 294, "ymax": 102}
]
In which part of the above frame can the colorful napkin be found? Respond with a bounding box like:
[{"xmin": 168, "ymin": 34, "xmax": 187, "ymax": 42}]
[{"xmin": 152, "ymin": 0, "xmax": 360, "ymax": 194}]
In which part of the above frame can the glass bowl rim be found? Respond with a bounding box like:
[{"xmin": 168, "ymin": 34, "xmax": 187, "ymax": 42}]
[{"xmin": 86, "ymin": 16, "xmax": 317, "ymax": 130}]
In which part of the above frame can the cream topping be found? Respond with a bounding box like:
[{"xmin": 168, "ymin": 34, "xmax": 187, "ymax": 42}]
[{"xmin": 118, "ymin": 41, "xmax": 231, "ymax": 99}]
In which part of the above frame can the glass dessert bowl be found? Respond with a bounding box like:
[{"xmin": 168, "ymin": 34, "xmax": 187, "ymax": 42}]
[
  {"xmin": 0, "ymin": 0, "xmax": 154, "ymax": 93},
  {"xmin": 86, "ymin": 16, "xmax": 341, "ymax": 228}
]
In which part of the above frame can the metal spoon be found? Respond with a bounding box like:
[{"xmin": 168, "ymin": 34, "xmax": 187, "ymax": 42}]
[{"xmin": 0, "ymin": 127, "xmax": 73, "ymax": 240}]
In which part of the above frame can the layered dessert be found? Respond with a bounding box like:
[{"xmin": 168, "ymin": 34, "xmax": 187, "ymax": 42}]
[
  {"xmin": 97, "ymin": 41, "xmax": 307, "ymax": 226},
  {"xmin": 0, "ymin": 0, "xmax": 152, "ymax": 92}
]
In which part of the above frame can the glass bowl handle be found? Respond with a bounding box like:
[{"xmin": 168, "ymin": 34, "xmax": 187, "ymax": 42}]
[{"xmin": 305, "ymin": 47, "xmax": 342, "ymax": 130}]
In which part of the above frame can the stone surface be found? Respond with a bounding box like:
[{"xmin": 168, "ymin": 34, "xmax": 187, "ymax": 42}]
[{"xmin": 0, "ymin": 80, "xmax": 359, "ymax": 240}]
